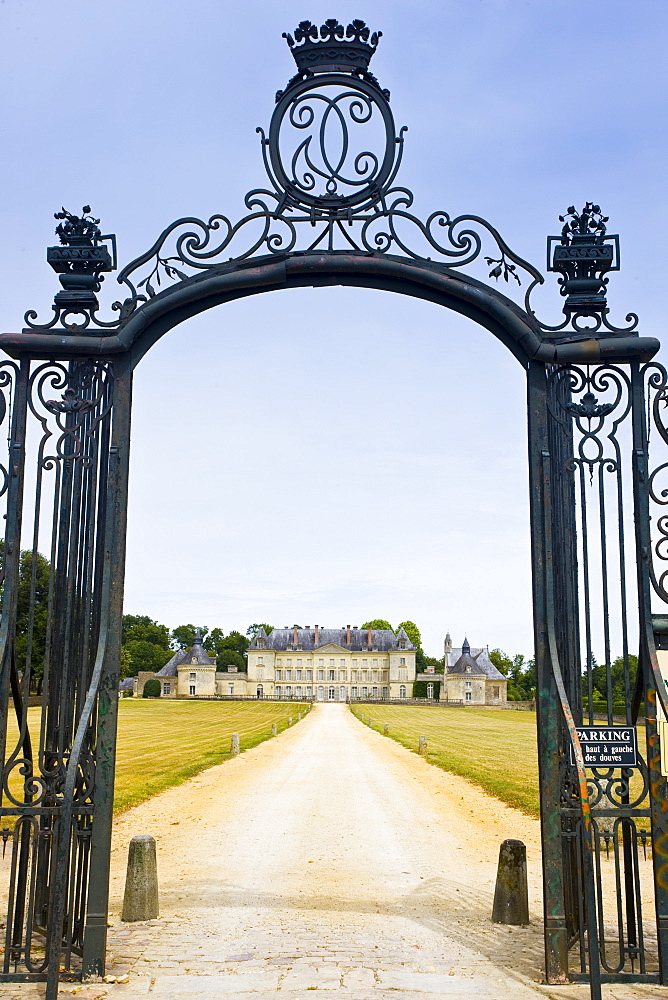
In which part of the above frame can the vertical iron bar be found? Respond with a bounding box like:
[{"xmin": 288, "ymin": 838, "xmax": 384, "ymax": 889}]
[
  {"xmin": 82, "ymin": 359, "xmax": 133, "ymax": 978},
  {"xmin": 527, "ymin": 360, "xmax": 569, "ymax": 984},
  {"xmin": 630, "ymin": 361, "xmax": 668, "ymax": 982}
]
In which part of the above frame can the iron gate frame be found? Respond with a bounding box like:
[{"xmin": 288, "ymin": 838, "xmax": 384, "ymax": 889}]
[{"xmin": 0, "ymin": 18, "xmax": 667, "ymax": 1000}]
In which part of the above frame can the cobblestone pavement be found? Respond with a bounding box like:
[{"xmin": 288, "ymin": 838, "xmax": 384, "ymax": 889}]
[{"xmin": 0, "ymin": 704, "xmax": 665, "ymax": 1000}]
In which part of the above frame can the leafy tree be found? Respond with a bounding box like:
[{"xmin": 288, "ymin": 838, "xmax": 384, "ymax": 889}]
[
  {"xmin": 397, "ymin": 620, "xmax": 422, "ymax": 649},
  {"xmin": 361, "ymin": 619, "xmax": 393, "ymax": 631},
  {"xmin": 420, "ymin": 654, "xmax": 443, "ymax": 673},
  {"xmin": 120, "ymin": 646, "xmax": 132, "ymax": 680},
  {"xmin": 171, "ymin": 624, "xmax": 209, "ymax": 648},
  {"xmin": 584, "ymin": 654, "xmax": 637, "ymax": 707},
  {"xmin": 246, "ymin": 623, "xmax": 273, "ymax": 637},
  {"xmin": 220, "ymin": 631, "xmax": 249, "ymax": 657},
  {"xmin": 122, "ymin": 639, "xmax": 171, "ymax": 677},
  {"xmin": 122, "ymin": 614, "xmax": 170, "ymax": 649},
  {"xmin": 217, "ymin": 649, "xmax": 246, "ymax": 671},
  {"xmin": 142, "ymin": 678, "xmax": 161, "ymax": 698}
]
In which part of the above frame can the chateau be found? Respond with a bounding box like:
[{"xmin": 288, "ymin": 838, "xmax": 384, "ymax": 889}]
[
  {"xmin": 247, "ymin": 625, "xmax": 417, "ymax": 701},
  {"xmin": 130, "ymin": 626, "xmax": 506, "ymax": 705}
]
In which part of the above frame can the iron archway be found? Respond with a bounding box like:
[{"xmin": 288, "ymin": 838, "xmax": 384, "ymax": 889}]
[{"xmin": 0, "ymin": 18, "xmax": 667, "ymax": 1000}]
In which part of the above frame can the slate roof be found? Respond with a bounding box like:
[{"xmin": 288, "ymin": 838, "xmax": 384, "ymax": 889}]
[
  {"xmin": 155, "ymin": 631, "xmax": 216, "ymax": 677},
  {"xmin": 446, "ymin": 637, "xmax": 505, "ymax": 679},
  {"xmin": 249, "ymin": 626, "xmax": 415, "ymax": 653},
  {"xmin": 155, "ymin": 648, "xmax": 186, "ymax": 677},
  {"xmin": 118, "ymin": 677, "xmax": 134, "ymax": 691}
]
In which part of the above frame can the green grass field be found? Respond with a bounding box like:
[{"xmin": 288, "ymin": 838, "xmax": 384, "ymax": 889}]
[
  {"xmin": 112, "ymin": 699, "xmax": 308, "ymax": 814},
  {"xmin": 351, "ymin": 703, "xmax": 541, "ymax": 815}
]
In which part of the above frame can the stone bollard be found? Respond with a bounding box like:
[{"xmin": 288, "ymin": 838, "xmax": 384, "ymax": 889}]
[
  {"xmin": 288, "ymin": 717, "xmax": 293, "ymax": 726},
  {"xmin": 231, "ymin": 733, "xmax": 240, "ymax": 754},
  {"xmin": 122, "ymin": 835, "xmax": 158, "ymax": 922},
  {"xmin": 298, "ymin": 712, "xmax": 302, "ymax": 721},
  {"xmin": 369, "ymin": 718, "xmax": 374, "ymax": 728},
  {"xmin": 271, "ymin": 723, "xmax": 278, "ymax": 736},
  {"xmin": 492, "ymin": 839, "xmax": 529, "ymax": 925},
  {"xmin": 418, "ymin": 735, "xmax": 427, "ymax": 755},
  {"xmin": 384, "ymin": 724, "xmax": 389, "ymax": 735}
]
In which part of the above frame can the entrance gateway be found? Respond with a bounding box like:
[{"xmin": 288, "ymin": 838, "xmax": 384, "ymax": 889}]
[{"xmin": 0, "ymin": 19, "xmax": 667, "ymax": 1000}]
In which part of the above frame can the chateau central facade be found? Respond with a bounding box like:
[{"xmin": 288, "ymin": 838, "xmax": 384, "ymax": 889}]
[{"xmin": 247, "ymin": 625, "xmax": 417, "ymax": 701}]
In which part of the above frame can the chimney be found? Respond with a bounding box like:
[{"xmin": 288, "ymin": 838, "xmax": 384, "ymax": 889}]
[
  {"xmin": 367, "ymin": 627, "xmax": 372, "ymax": 647},
  {"xmin": 346, "ymin": 625, "xmax": 351, "ymax": 645},
  {"xmin": 293, "ymin": 626, "xmax": 298, "ymax": 646},
  {"xmin": 314, "ymin": 625, "xmax": 320, "ymax": 645}
]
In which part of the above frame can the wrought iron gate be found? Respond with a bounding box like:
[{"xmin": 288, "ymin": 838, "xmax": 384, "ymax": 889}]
[{"xmin": 0, "ymin": 17, "xmax": 666, "ymax": 1000}]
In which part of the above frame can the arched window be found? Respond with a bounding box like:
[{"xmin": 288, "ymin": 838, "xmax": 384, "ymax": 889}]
[
  {"xmin": 339, "ymin": 686, "xmax": 346, "ymax": 701},
  {"xmin": 399, "ymin": 685, "xmax": 406, "ymax": 698},
  {"xmin": 256, "ymin": 685, "xmax": 263, "ymax": 699}
]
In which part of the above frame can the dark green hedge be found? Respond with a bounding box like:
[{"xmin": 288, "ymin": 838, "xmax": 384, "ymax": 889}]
[{"xmin": 412, "ymin": 681, "xmax": 441, "ymax": 699}]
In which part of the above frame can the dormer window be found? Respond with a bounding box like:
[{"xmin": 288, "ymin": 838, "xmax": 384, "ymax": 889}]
[
  {"xmin": 399, "ymin": 641, "xmax": 406, "ymax": 649},
  {"xmin": 257, "ymin": 638, "xmax": 265, "ymax": 648}
]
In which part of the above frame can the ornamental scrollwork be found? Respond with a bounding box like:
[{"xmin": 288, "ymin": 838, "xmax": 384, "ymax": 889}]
[{"xmin": 22, "ymin": 20, "xmax": 637, "ymax": 345}]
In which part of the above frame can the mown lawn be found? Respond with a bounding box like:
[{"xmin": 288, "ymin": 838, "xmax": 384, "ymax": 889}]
[
  {"xmin": 351, "ymin": 703, "xmax": 541, "ymax": 815},
  {"xmin": 113, "ymin": 699, "xmax": 308, "ymax": 814}
]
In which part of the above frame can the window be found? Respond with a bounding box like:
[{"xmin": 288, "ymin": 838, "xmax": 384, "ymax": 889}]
[
  {"xmin": 296, "ymin": 670, "xmax": 302, "ymax": 680},
  {"xmin": 257, "ymin": 656, "xmax": 264, "ymax": 664},
  {"xmin": 372, "ymin": 686, "xmax": 378, "ymax": 698},
  {"xmin": 339, "ymin": 670, "xmax": 346, "ymax": 681},
  {"xmin": 307, "ymin": 659, "xmax": 312, "ymax": 666},
  {"xmin": 317, "ymin": 685, "xmax": 324, "ymax": 700},
  {"xmin": 352, "ymin": 670, "xmax": 358, "ymax": 681},
  {"xmin": 362, "ymin": 670, "xmax": 368, "ymax": 681},
  {"xmin": 399, "ymin": 668, "xmax": 407, "ymax": 681},
  {"xmin": 189, "ymin": 684, "xmax": 196, "ymax": 696},
  {"xmin": 328, "ymin": 687, "xmax": 335, "ymax": 700},
  {"xmin": 276, "ymin": 686, "xmax": 282, "ymax": 698},
  {"xmin": 228, "ymin": 683, "xmax": 234, "ymax": 695},
  {"xmin": 318, "ymin": 669, "xmax": 324, "ymax": 681},
  {"xmin": 382, "ymin": 687, "xmax": 388, "ymax": 699},
  {"xmin": 257, "ymin": 685, "xmax": 263, "ymax": 698},
  {"xmin": 306, "ymin": 686, "xmax": 312, "ymax": 697},
  {"xmin": 373, "ymin": 659, "xmax": 378, "ymax": 667},
  {"xmin": 400, "ymin": 657, "xmax": 406, "ymax": 665},
  {"xmin": 306, "ymin": 669, "xmax": 313, "ymax": 680},
  {"xmin": 285, "ymin": 685, "xmax": 292, "ymax": 697},
  {"xmin": 162, "ymin": 682, "xmax": 170, "ymax": 695},
  {"xmin": 352, "ymin": 659, "xmax": 358, "ymax": 667},
  {"xmin": 190, "ymin": 672, "xmax": 196, "ymax": 680},
  {"xmin": 362, "ymin": 686, "xmax": 368, "ymax": 698},
  {"xmin": 493, "ymin": 686, "xmax": 500, "ymax": 698},
  {"xmin": 275, "ymin": 670, "xmax": 282, "ymax": 681},
  {"xmin": 297, "ymin": 659, "xmax": 302, "ymax": 667},
  {"xmin": 362, "ymin": 659, "xmax": 367, "ymax": 667},
  {"xmin": 257, "ymin": 667, "xmax": 264, "ymax": 679},
  {"xmin": 466, "ymin": 691, "xmax": 472, "ymax": 702},
  {"xmin": 328, "ymin": 669, "xmax": 335, "ymax": 680},
  {"xmin": 318, "ymin": 659, "xmax": 324, "ymax": 667},
  {"xmin": 340, "ymin": 659, "xmax": 345, "ymax": 667},
  {"xmin": 465, "ymin": 680, "xmax": 471, "ymax": 689},
  {"xmin": 372, "ymin": 670, "xmax": 378, "ymax": 681},
  {"xmin": 286, "ymin": 659, "xmax": 292, "ymax": 667},
  {"xmin": 339, "ymin": 686, "xmax": 346, "ymax": 701},
  {"xmin": 399, "ymin": 685, "xmax": 406, "ymax": 698},
  {"xmin": 329, "ymin": 659, "xmax": 335, "ymax": 667},
  {"xmin": 295, "ymin": 686, "xmax": 302, "ymax": 698},
  {"xmin": 277, "ymin": 658, "xmax": 282, "ymax": 666},
  {"xmin": 286, "ymin": 670, "xmax": 292, "ymax": 681},
  {"xmin": 427, "ymin": 683, "xmax": 434, "ymax": 699},
  {"xmin": 191, "ymin": 656, "xmax": 197, "ymax": 664},
  {"xmin": 352, "ymin": 686, "xmax": 358, "ymax": 698}
]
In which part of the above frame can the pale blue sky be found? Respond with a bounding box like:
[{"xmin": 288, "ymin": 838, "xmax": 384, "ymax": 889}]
[{"xmin": 1, "ymin": 0, "xmax": 665, "ymax": 657}]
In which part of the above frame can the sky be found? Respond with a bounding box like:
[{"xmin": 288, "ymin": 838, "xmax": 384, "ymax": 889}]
[{"xmin": 1, "ymin": 0, "xmax": 666, "ymax": 659}]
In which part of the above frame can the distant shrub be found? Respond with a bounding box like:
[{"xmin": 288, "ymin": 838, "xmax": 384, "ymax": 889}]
[{"xmin": 142, "ymin": 678, "xmax": 161, "ymax": 699}]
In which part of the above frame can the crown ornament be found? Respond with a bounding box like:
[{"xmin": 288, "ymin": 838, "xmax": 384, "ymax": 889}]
[{"xmin": 283, "ymin": 19, "xmax": 381, "ymax": 75}]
